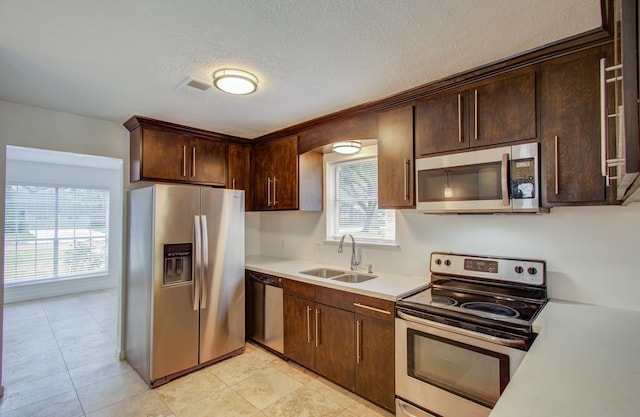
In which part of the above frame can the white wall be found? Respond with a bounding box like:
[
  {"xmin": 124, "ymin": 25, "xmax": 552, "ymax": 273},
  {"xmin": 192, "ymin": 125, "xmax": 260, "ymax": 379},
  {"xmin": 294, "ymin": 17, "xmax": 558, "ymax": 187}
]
[
  {"xmin": 0, "ymin": 100, "xmax": 131, "ymax": 391},
  {"xmin": 255, "ymin": 204, "xmax": 640, "ymax": 311}
]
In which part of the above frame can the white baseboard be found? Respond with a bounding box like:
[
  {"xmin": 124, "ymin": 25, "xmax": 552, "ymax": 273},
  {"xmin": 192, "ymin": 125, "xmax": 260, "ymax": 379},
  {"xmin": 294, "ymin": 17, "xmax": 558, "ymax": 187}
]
[{"xmin": 4, "ymin": 276, "xmax": 117, "ymax": 303}]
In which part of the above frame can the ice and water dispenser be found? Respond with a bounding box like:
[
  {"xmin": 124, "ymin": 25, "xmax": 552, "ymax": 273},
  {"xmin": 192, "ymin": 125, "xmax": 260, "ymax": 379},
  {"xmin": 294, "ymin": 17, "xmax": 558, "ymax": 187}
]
[{"xmin": 163, "ymin": 243, "xmax": 193, "ymax": 285}]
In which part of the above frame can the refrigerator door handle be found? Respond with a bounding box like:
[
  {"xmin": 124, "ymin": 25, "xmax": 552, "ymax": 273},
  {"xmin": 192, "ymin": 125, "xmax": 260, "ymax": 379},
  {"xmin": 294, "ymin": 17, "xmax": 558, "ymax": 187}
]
[
  {"xmin": 200, "ymin": 215, "xmax": 208, "ymax": 310},
  {"xmin": 193, "ymin": 215, "xmax": 202, "ymax": 311}
]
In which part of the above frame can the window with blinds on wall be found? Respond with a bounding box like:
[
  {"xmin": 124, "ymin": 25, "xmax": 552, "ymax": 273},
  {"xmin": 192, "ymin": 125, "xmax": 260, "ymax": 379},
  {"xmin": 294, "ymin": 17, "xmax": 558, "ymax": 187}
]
[
  {"xmin": 326, "ymin": 156, "xmax": 396, "ymax": 243},
  {"xmin": 4, "ymin": 184, "xmax": 110, "ymax": 284}
]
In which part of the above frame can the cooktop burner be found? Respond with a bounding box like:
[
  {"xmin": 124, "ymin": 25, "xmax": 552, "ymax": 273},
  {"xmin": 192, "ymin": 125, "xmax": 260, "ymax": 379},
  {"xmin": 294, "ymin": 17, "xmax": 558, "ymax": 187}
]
[
  {"xmin": 431, "ymin": 295, "xmax": 458, "ymax": 306},
  {"xmin": 460, "ymin": 301, "xmax": 520, "ymax": 319}
]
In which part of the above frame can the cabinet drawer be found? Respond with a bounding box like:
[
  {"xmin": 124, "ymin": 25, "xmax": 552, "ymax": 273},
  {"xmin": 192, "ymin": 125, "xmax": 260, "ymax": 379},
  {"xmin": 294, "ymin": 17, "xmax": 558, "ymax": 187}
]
[
  {"xmin": 316, "ymin": 286, "xmax": 355, "ymax": 312},
  {"xmin": 354, "ymin": 295, "xmax": 394, "ymax": 322},
  {"xmin": 283, "ymin": 279, "xmax": 315, "ymax": 300}
]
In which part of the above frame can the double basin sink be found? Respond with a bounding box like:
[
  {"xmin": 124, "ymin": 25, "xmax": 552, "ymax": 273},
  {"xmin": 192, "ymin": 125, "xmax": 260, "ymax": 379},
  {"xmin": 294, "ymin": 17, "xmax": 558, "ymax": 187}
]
[{"xmin": 299, "ymin": 268, "xmax": 377, "ymax": 284}]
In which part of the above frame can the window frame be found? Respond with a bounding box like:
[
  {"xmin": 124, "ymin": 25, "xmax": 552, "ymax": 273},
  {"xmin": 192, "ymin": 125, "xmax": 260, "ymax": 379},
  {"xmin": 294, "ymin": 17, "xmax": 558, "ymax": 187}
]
[
  {"xmin": 4, "ymin": 182, "xmax": 111, "ymax": 286},
  {"xmin": 325, "ymin": 145, "xmax": 396, "ymax": 245}
]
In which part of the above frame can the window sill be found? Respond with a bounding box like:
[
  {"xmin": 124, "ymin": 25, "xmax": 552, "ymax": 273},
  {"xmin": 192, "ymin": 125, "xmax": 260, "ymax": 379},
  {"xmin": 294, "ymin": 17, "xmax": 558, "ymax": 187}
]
[
  {"xmin": 5, "ymin": 272, "xmax": 109, "ymax": 288},
  {"xmin": 323, "ymin": 239, "xmax": 399, "ymax": 249}
]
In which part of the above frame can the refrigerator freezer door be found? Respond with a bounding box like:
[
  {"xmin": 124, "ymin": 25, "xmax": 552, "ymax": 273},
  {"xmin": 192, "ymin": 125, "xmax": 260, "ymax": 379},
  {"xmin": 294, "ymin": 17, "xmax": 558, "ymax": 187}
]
[
  {"xmin": 151, "ymin": 184, "xmax": 200, "ymax": 381},
  {"xmin": 199, "ymin": 188, "xmax": 245, "ymax": 364}
]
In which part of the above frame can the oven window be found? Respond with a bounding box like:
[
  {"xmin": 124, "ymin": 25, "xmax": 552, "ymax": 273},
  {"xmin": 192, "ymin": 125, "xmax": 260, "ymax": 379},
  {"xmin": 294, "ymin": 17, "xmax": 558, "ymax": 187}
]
[
  {"xmin": 417, "ymin": 161, "xmax": 503, "ymax": 202},
  {"xmin": 407, "ymin": 329, "xmax": 510, "ymax": 408}
]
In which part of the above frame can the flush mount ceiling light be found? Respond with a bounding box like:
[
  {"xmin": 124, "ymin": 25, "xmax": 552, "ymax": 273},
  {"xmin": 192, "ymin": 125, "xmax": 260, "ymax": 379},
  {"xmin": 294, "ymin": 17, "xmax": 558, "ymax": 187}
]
[
  {"xmin": 212, "ymin": 68, "xmax": 258, "ymax": 95},
  {"xmin": 332, "ymin": 141, "xmax": 362, "ymax": 154}
]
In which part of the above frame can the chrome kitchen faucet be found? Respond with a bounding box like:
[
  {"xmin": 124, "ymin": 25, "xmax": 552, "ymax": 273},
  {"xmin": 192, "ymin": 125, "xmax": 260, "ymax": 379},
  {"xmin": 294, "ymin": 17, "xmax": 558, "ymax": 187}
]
[{"xmin": 338, "ymin": 234, "xmax": 360, "ymax": 271}]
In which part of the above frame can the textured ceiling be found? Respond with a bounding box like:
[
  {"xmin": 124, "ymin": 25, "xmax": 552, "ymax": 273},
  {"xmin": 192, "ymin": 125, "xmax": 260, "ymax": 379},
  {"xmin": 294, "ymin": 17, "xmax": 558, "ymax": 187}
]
[{"xmin": 0, "ymin": 0, "xmax": 602, "ymax": 139}]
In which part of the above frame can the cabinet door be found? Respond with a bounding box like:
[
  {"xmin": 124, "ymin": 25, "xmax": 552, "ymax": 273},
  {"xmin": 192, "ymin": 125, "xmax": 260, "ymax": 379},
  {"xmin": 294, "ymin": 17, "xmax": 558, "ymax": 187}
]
[
  {"xmin": 470, "ymin": 70, "xmax": 537, "ymax": 147},
  {"xmin": 228, "ymin": 143, "xmax": 251, "ymax": 210},
  {"xmin": 283, "ymin": 294, "xmax": 315, "ymax": 370},
  {"xmin": 541, "ymin": 47, "xmax": 608, "ymax": 204},
  {"xmin": 378, "ymin": 105, "xmax": 415, "ymax": 208},
  {"xmin": 189, "ymin": 137, "xmax": 226, "ymax": 186},
  {"xmin": 141, "ymin": 128, "xmax": 190, "ymax": 181},
  {"xmin": 415, "ymin": 91, "xmax": 468, "ymax": 156},
  {"xmin": 251, "ymin": 142, "xmax": 272, "ymax": 210},
  {"xmin": 355, "ymin": 314, "xmax": 395, "ymax": 411},
  {"xmin": 271, "ymin": 135, "xmax": 299, "ymax": 210},
  {"xmin": 354, "ymin": 296, "xmax": 395, "ymax": 411},
  {"xmin": 314, "ymin": 304, "xmax": 355, "ymax": 390}
]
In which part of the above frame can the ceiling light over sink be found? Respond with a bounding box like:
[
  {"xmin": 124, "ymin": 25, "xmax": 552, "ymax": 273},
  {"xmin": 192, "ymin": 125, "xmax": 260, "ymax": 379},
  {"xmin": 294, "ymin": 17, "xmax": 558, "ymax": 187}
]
[
  {"xmin": 332, "ymin": 141, "xmax": 362, "ymax": 154},
  {"xmin": 212, "ymin": 68, "xmax": 258, "ymax": 95}
]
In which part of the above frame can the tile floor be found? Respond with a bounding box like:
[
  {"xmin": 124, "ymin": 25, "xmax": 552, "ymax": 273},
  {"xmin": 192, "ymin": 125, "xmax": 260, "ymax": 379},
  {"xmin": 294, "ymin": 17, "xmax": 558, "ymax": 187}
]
[{"xmin": 1, "ymin": 289, "xmax": 393, "ymax": 417}]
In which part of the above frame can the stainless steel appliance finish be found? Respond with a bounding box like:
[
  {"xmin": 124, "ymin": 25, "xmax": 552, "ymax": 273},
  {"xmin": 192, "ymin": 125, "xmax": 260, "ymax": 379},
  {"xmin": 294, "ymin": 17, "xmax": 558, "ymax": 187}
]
[
  {"xmin": 126, "ymin": 184, "xmax": 245, "ymax": 387},
  {"xmin": 246, "ymin": 270, "xmax": 284, "ymax": 354},
  {"xmin": 395, "ymin": 252, "xmax": 547, "ymax": 417},
  {"xmin": 415, "ymin": 142, "xmax": 543, "ymax": 213}
]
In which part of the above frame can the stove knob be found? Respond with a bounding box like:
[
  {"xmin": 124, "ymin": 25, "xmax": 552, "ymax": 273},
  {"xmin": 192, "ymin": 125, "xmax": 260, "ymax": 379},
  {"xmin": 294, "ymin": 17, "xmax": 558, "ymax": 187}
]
[
  {"xmin": 444, "ymin": 259, "xmax": 452, "ymax": 266},
  {"xmin": 514, "ymin": 266, "xmax": 524, "ymax": 274},
  {"xmin": 435, "ymin": 258, "xmax": 442, "ymax": 266},
  {"xmin": 527, "ymin": 267, "xmax": 538, "ymax": 275}
]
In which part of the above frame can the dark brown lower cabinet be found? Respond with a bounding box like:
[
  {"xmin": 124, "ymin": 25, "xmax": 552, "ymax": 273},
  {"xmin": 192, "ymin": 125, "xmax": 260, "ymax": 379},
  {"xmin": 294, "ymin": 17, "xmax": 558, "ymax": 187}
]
[
  {"xmin": 354, "ymin": 297, "xmax": 395, "ymax": 412},
  {"xmin": 283, "ymin": 293, "xmax": 315, "ymax": 370},
  {"xmin": 283, "ymin": 280, "xmax": 395, "ymax": 412},
  {"xmin": 315, "ymin": 305, "xmax": 355, "ymax": 389}
]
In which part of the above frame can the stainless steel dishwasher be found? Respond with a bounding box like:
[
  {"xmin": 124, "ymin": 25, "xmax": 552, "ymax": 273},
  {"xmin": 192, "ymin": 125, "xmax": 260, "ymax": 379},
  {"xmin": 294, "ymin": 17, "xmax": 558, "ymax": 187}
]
[{"xmin": 246, "ymin": 270, "xmax": 284, "ymax": 354}]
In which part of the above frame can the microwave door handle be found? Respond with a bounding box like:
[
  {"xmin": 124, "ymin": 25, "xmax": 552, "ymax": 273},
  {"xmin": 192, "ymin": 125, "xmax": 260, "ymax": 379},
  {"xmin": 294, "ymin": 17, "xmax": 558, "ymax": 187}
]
[
  {"xmin": 501, "ymin": 153, "xmax": 509, "ymax": 206},
  {"xmin": 397, "ymin": 310, "xmax": 526, "ymax": 348}
]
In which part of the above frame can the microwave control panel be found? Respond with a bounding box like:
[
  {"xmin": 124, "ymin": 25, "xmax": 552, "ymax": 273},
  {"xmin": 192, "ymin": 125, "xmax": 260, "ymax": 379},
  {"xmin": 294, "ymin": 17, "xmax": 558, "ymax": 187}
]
[{"xmin": 510, "ymin": 157, "xmax": 536, "ymax": 199}]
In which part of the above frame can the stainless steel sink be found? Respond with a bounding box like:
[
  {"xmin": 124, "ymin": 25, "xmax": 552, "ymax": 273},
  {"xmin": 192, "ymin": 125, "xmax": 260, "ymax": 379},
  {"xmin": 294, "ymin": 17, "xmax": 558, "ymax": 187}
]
[
  {"xmin": 299, "ymin": 268, "xmax": 346, "ymax": 279},
  {"xmin": 331, "ymin": 273, "xmax": 378, "ymax": 283}
]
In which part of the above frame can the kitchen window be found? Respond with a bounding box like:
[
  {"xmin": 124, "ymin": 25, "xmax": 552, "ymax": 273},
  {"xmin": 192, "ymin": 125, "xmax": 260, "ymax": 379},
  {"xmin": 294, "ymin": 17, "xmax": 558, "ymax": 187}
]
[
  {"xmin": 4, "ymin": 184, "xmax": 110, "ymax": 284},
  {"xmin": 326, "ymin": 147, "xmax": 396, "ymax": 244}
]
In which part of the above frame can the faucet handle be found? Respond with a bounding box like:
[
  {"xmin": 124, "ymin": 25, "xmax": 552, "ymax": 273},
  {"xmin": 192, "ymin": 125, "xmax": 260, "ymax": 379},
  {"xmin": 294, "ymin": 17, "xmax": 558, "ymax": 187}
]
[{"xmin": 367, "ymin": 264, "xmax": 373, "ymax": 274}]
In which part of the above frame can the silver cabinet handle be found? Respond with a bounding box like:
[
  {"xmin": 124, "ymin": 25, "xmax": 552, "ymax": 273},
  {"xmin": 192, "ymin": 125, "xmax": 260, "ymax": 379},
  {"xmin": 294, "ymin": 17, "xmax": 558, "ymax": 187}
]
[
  {"xmin": 599, "ymin": 58, "xmax": 607, "ymax": 183},
  {"xmin": 501, "ymin": 153, "xmax": 509, "ymax": 206},
  {"xmin": 306, "ymin": 305, "xmax": 312, "ymax": 343},
  {"xmin": 474, "ymin": 89, "xmax": 479, "ymax": 140},
  {"xmin": 193, "ymin": 215, "xmax": 201, "ymax": 311},
  {"xmin": 404, "ymin": 159, "xmax": 411, "ymax": 201},
  {"xmin": 191, "ymin": 146, "xmax": 196, "ymax": 178},
  {"xmin": 267, "ymin": 177, "xmax": 272, "ymax": 207},
  {"xmin": 457, "ymin": 93, "xmax": 463, "ymax": 143},
  {"xmin": 315, "ymin": 308, "xmax": 320, "ymax": 347},
  {"xmin": 232, "ymin": 178, "xmax": 236, "ymax": 190},
  {"xmin": 398, "ymin": 310, "xmax": 526, "ymax": 348},
  {"xmin": 273, "ymin": 176, "xmax": 278, "ymax": 206},
  {"xmin": 182, "ymin": 145, "xmax": 187, "ymax": 177},
  {"xmin": 554, "ymin": 135, "xmax": 559, "ymax": 195},
  {"xmin": 353, "ymin": 302, "xmax": 392, "ymax": 315},
  {"xmin": 356, "ymin": 319, "xmax": 362, "ymax": 364},
  {"xmin": 200, "ymin": 215, "xmax": 208, "ymax": 310}
]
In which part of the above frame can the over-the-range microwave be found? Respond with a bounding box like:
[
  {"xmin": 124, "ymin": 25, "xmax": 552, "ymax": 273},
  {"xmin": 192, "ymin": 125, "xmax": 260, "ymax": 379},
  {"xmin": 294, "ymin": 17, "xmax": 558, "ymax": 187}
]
[{"xmin": 415, "ymin": 142, "xmax": 545, "ymax": 214}]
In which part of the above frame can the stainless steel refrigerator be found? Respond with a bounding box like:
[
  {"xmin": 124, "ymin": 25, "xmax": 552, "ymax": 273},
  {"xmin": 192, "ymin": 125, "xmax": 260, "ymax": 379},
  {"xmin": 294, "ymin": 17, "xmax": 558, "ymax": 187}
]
[{"xmin": 125, "ymin": 184, "xmax": 245, "ymax": 387}]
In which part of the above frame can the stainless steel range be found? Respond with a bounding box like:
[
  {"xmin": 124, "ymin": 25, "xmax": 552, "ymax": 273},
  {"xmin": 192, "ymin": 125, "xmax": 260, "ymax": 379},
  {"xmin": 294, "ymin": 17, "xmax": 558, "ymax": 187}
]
[{"xmin": 395, "ymin": 252, "xmax": 547, "ymax": 417}]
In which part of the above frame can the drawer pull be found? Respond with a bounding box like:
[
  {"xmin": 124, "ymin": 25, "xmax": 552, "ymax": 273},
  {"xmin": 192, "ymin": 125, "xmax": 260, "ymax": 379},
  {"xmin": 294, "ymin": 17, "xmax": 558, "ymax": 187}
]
[{"xmin": 353, "ymin": 302, "xmax": 391, "ymax": 315}]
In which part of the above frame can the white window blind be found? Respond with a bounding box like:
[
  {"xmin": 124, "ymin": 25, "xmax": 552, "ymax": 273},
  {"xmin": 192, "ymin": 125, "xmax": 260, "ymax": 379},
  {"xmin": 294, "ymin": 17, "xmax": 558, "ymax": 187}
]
[
  {"xmin": 327, "ymin": 156, "xmax": 395, "ymax": 243},
  {"xmin": 4, "ymin": 184, "xmax": 109, "ymax": 284}
]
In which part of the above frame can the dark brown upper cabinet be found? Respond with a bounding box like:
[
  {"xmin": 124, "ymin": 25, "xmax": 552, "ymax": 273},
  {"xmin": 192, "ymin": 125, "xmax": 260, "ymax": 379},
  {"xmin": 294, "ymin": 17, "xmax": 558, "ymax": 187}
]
[
  {"xmin": 252, "ymin": 135, "xmax": 299, "ymax": 210},
  {"xmin": 540, "ymin": 45, "xmax": 613, "ymax": 205},
  {"xmin": 415, "ymin": 68, "xmax": 537, "ymax": 157},
  {"xmin": 125, "ymin": 116, "xmax": 235, "ymax": 187},
  {"xmin": 227, "ymin": 142, "xmax": 251, "ymax": 210},
  {"xmin": 378, "ymin": 105, "xmax": 415, "ymax": 208}
]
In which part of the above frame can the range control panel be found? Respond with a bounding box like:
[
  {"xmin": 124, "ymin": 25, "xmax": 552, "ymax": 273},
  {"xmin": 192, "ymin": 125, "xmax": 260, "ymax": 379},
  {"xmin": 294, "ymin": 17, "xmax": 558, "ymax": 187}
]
[{"xmin": 430, "ymin": 252, "xmax": 545, "ymax": 286}]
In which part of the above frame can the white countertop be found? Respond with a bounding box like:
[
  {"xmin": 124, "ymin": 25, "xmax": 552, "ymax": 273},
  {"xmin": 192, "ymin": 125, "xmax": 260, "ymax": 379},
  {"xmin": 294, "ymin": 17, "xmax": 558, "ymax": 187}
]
[
  {"xmin": 490, "ymin": 300, "xmax": 640, "ymax": 417},
  {"xmin": 245, "ymin": 255, "xmax": 429, "ymax": 301}
]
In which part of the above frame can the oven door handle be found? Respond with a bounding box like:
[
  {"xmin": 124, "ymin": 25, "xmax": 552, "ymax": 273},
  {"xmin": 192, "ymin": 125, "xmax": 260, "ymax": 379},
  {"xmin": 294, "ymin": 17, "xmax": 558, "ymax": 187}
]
[{"xmin": 397, "ymin": 310, "xmax": 526, "ymax": 348}]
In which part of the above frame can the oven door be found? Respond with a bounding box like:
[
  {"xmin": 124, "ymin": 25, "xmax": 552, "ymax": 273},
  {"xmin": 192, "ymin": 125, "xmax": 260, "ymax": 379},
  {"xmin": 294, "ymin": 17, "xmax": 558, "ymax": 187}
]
[{"xmin": 395, "ymin": 313, "xmax": 526, "ymax": 417}]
